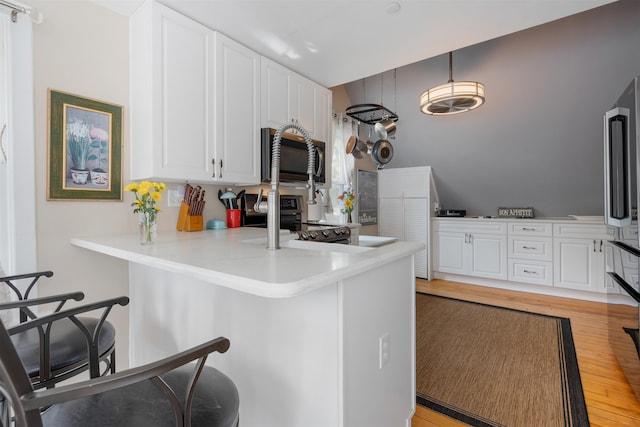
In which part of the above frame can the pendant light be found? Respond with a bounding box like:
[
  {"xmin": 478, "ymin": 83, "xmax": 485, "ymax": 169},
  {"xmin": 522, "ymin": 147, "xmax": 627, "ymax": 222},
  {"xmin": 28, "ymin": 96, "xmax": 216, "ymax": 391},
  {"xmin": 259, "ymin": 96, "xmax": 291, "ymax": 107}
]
[{"xmin": 419, "ymin": 52, "xmax": 485, "ymax": 116}]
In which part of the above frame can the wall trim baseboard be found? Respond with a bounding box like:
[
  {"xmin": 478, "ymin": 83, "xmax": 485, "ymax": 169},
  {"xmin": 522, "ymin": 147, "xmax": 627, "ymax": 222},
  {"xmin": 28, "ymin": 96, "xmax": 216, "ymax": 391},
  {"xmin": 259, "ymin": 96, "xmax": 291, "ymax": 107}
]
[{"xmin": 432, "ymin": 272, "xmax": 637, "ymax": 307}]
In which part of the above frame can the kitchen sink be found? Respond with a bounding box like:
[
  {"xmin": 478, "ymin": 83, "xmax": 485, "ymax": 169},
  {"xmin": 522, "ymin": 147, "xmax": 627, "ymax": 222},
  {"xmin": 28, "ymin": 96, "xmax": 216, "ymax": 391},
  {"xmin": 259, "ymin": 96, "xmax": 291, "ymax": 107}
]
[
  {"xmin": 358, "ymin": 235, "xmax": 398, "ymax": 247},
  {"xmin": 242, "ymin": 237, "xmax": 373, "ymax": 254}
]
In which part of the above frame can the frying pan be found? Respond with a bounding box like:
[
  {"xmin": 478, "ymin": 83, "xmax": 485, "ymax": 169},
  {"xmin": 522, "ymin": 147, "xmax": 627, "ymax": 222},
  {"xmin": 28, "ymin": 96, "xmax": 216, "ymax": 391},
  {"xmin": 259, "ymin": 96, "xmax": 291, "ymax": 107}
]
[{"xmin": 371, "ymin": 139, "xmax": 394, "ymax": 169}]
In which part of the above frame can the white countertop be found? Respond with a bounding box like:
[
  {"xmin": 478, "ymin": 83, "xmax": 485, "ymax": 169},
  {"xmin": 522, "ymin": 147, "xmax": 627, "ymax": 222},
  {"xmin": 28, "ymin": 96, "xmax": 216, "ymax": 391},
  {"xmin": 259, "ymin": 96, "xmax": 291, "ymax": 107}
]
[
  {"xmin": 433, "ymin": 215, "xmax": 606, "ymax": 223},
  {"xmin": 358, "ymin": 235, "xmax": 398, "ymax": 247},
  {"xmin": 71, "ymin": 227, "xmax": 422, "ymax": 299}
]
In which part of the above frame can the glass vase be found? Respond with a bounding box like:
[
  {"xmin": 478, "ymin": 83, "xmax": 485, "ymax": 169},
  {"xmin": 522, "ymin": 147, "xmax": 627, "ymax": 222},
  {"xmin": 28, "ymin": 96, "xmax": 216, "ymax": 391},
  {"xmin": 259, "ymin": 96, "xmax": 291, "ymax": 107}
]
[
  {"xmin": 347, "ymin": 212, "xmax": 353, "ymax": 224},
  {"xmin": 139, "ymin": 213, "xmax": 157, "ymax": 245}
]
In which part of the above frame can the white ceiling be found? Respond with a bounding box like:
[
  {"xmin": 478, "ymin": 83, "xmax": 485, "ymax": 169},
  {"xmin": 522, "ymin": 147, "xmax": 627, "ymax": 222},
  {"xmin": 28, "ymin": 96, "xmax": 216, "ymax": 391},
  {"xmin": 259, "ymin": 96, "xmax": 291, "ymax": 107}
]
[{"xmin": 93, "ymin": 0, "xmax": 617, "ymax": 87}]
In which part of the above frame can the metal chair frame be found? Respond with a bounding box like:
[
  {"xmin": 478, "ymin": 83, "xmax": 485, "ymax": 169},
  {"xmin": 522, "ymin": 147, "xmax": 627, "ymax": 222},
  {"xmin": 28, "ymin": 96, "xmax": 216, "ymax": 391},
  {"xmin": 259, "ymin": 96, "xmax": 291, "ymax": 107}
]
[
  {"xmin": 0, "ymin": 271, "xmax": 128, "ymax": 389},
  {"xmin": 0, "ymin": 313, "xmax": 235, "ymax": 427}
]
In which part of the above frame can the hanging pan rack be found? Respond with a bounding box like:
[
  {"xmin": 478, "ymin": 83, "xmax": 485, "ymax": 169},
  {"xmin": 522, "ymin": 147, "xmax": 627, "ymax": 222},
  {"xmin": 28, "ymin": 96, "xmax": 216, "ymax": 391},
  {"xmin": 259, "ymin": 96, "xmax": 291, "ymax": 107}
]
[{"xmin": 345, "ymin": 103, "xmax": 398, "ymax": 125}]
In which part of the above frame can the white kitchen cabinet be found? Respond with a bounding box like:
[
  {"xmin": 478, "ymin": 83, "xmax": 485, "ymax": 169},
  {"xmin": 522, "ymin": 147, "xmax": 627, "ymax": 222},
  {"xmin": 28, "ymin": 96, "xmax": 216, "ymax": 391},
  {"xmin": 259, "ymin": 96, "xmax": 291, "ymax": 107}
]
[
  {"xmin": 378, "ymin": 167, "xmax": 438, "ymax": 279},
  {"xmin": 213, "ymin": 33, "xmax": 261, "ymax": 183},
  {"xmin": 379, "ymin": 197, "xmax": 428, "ymax": 278},
  {"xmin": 434, "ymin": 220, "xmax": 508, "ymax": 280},
  {"xmin": 130, "ymin": 1, "xmax": 260, "ymax": 184},
  {"xmin": 260, "ymin": 56, "xmax": 331, "ymax": 143},
  {"xmin": 553, "ymin": 224, "xmax": 615, "ymax": 293},
  {"xmin": 507, "ymin": 222, "xmax": 553, "ymax": 286}
]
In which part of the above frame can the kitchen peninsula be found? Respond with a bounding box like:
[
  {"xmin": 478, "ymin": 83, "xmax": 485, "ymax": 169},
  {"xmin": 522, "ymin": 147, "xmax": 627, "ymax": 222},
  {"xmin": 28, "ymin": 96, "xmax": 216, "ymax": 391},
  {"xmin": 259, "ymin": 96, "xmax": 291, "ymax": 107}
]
[{"xmin": 71, "ymin": 227, "xmax": 422, "ymax": 427}]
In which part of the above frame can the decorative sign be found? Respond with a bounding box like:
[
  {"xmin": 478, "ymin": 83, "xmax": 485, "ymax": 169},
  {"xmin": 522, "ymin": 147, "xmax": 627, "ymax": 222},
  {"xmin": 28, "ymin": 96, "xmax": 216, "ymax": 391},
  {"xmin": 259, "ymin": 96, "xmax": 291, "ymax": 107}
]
[
  {"xmin": 498, "ymin": 207, "xmax": 534, "ymax": 218},
  {"xmin": 357, "ymin": 169, "xmax": 378, "ymax": 226}
]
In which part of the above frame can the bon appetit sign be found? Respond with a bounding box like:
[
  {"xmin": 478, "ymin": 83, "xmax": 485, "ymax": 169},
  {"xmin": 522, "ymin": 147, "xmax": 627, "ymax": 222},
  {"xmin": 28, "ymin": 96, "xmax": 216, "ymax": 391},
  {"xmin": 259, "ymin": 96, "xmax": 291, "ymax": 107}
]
[{"xmin": 497, "ymin": 207, "xmax": 534, "ymax": 218}]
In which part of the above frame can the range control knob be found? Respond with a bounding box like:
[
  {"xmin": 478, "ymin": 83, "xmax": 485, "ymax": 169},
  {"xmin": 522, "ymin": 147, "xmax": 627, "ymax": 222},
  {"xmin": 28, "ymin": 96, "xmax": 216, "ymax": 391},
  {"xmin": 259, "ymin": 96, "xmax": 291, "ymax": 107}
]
[
  {"xmin": 300, "ymin": 231, "xmax": 309, "ymax": 240},
  {"xmin": 308, "ymin": 231, "xmax": 318, "ymax": 239},
  {"xmin": 322, "ymin": 230, "xmax": 330, "ymax": 237}
]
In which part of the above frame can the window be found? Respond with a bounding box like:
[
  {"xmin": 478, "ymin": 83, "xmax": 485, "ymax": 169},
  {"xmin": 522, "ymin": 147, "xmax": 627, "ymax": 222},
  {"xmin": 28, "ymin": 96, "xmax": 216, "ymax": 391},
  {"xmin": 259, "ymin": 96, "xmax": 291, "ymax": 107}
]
[{"xmin": 329, "ymin": 114, "xmax": 355, "ymax": 218}]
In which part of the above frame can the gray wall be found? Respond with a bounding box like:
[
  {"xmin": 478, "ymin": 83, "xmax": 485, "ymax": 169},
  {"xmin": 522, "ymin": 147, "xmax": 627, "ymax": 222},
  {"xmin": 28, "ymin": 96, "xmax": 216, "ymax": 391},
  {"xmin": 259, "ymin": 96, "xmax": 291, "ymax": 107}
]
[{"xmin": 342, "ymin": 0, "xmax": 640, "ymax": 218}]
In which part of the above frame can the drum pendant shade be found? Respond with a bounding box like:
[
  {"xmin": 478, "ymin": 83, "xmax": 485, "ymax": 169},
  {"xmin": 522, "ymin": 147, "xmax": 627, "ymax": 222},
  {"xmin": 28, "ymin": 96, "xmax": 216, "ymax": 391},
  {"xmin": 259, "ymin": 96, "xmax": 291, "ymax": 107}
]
[{"xmin": 420, "ymin": 52, "xmax": 485, "ymax": 116}]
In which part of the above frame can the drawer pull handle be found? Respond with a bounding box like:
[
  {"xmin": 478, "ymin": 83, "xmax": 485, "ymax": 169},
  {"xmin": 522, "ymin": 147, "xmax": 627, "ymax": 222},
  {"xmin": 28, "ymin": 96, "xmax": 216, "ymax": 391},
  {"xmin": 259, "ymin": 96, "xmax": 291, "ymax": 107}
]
[
  {"xmin": 522, "ymin": 246, "xmax": 536, "ymax": 250},
  {"xmin": 522, "ymin": 227, "xmax": 536, "ymax": 231}
]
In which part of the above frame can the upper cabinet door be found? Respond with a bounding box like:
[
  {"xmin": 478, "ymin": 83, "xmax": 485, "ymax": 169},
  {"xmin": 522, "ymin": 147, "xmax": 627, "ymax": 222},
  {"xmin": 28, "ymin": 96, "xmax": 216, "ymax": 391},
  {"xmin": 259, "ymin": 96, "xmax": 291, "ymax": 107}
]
[
  {"xmin": 292, "ymin": 77, "xmax": 317, "ymax": 137},
  {"xmin": 260, "ymin": 58, "xmax": 291, "ymax": 130},
  {"xmin": 214, "ymin": 33, "xmax": 261, "ymax": 184},
  {"xmin": 130, "ymin": 0, "xmax": 216, "ymax": 181},
  {"xmin": 260, "ymin": 56, "xmax": 331, "ymax": 142}
]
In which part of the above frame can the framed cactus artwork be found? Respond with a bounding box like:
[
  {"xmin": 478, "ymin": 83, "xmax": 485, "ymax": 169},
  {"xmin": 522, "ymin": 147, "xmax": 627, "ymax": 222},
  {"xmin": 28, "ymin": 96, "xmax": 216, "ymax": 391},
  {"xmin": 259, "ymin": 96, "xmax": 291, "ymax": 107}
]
[{"xmin": 47, "ymin": 89, "xmax": 122, "ymax": 201}]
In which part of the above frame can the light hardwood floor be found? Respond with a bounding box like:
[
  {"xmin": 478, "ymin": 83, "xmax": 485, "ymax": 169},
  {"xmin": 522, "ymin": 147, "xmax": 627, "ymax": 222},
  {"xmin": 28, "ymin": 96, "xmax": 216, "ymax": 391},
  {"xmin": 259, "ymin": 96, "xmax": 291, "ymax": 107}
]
[{"xmin": 412, "ymin": 279, "xmax": 640, "ymax": 427}]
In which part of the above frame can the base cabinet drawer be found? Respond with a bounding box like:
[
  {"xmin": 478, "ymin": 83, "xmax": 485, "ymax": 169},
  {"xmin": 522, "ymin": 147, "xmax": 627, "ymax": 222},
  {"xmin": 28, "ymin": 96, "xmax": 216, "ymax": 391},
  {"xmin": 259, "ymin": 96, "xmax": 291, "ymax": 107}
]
[
  {"xmin": 508, "ymin": 259, "xmax": 553, "ymax": 286},
  {"xmin": 508, "ymin": 236, "xmax": 552, "ymax": 261}
]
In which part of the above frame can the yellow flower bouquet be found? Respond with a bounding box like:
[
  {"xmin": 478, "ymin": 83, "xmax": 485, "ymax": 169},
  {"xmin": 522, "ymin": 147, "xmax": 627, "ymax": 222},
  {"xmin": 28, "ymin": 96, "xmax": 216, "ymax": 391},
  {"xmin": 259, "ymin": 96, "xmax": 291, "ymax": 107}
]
[
  {"xmin": 124, "ymin": 181, "xmax": 167, "ymax": 244},
  {"xmin": 337, "ymin": 190, "xmax": 357, "ymax": 222}
]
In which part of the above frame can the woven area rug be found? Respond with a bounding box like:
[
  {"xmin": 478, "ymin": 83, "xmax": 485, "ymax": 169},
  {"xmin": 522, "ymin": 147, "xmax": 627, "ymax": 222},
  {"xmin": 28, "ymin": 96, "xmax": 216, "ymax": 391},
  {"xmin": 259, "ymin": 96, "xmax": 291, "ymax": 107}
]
[{"xmin": 416, "ymin": 293, "xmax": 589, "ymax": 427}]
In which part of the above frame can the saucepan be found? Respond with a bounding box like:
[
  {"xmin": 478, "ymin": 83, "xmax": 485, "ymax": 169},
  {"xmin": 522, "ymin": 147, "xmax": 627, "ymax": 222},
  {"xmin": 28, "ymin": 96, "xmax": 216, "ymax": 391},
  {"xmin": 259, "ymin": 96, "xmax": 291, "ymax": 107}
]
[
  {"xmin": 374, "ymin": 116, "xmax": 396, "ymax": 140},
  {"xmin": 346, "ymin": 122, "xmax": 368, "ymax": 159}
]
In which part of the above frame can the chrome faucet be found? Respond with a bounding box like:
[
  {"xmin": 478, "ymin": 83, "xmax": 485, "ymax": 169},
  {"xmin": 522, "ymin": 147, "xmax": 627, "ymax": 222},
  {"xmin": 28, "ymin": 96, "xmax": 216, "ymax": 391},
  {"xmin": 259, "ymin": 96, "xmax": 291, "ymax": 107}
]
[{"xmin": 255, "ymin": 123, "xmax": 317, "ymax": 249}]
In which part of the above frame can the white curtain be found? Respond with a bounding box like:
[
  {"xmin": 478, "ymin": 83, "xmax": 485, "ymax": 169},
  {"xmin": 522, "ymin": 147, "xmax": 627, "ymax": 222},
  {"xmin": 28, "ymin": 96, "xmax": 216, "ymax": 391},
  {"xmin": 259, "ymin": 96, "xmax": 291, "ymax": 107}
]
[
  {"xmin": 328, "ymin": 114, "xmax": 355, "ymax": 218},
  {"xmin": 0, "ymin": 3, "xmax": 37, "ymax": 286}
]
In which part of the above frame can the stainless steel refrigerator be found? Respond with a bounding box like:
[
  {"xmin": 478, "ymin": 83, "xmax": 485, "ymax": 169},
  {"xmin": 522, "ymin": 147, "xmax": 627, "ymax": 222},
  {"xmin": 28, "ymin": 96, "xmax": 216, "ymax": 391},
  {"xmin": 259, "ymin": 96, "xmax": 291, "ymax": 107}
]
[{"xmin": 604, "ymin": 76, "xmax": 640, "ymax": 400}]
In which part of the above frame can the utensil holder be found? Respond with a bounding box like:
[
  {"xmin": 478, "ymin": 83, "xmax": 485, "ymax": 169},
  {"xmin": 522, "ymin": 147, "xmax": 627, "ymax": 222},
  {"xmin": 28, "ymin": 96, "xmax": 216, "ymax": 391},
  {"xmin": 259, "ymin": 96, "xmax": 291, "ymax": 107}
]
[{"xmin": 227, "ymin": 209, "xmax": 241, "ymax": 228}]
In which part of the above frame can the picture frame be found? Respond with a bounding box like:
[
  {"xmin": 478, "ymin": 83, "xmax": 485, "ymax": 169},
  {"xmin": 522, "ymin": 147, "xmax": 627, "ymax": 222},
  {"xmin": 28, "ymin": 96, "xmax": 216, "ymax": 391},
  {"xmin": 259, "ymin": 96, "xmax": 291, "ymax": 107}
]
[{"xmin": 47, "ymin": 89, "xmax": 123, "ymax": 201}]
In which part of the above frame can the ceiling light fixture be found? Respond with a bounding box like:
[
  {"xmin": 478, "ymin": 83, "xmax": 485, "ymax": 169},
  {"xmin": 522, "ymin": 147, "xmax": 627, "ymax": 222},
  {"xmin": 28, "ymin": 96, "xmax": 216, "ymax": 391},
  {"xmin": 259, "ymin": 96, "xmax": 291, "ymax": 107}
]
[{"xmin": 419, "ymin": 52, "xmax": 485, "ymax": 116}]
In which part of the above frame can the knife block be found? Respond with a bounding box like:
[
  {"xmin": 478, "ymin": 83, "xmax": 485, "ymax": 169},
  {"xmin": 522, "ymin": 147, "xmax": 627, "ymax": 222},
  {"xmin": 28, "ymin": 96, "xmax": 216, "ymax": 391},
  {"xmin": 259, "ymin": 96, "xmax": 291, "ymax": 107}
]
[
  {"xmin": 176, "ymin": 202, "xmax": 189, "ymax": 231},
  {"xmin": 177, "ymin": 201, "xmax": 204, "ymax": 232},
  {"xmin": 184, "ymin": 215, "xmax": 203, "ymax": 231}
]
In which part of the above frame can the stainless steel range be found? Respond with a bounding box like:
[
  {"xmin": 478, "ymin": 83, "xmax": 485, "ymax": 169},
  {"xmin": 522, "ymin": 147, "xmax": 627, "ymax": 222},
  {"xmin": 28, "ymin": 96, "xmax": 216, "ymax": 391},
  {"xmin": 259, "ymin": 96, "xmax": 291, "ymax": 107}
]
[
  {"xmin": 297, "ymin": 223, "xmax": 351, "ymax": 244},
  {"xmin": 241, "ymin": 193, "xmax": 351, "ymax": 244}
]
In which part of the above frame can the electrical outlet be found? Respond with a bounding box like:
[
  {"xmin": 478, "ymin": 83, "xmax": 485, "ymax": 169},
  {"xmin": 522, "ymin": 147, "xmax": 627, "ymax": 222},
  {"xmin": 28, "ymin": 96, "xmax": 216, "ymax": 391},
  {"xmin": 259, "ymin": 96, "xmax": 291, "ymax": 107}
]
[
  {"xmin": 167, "ymin": 189, "xmax": 182, "ymax": 207},
  {"xmin": 379, "ymin": 333, "xmax": 390, "ymax": 369}
]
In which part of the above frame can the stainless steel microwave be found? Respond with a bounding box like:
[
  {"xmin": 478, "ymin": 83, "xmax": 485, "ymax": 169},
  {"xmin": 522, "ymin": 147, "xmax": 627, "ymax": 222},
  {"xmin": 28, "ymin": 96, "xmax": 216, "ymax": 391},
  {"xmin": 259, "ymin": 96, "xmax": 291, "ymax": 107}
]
[{"xmin": 260, "ymin": 128, "xmax": 326, "ymax": 184}]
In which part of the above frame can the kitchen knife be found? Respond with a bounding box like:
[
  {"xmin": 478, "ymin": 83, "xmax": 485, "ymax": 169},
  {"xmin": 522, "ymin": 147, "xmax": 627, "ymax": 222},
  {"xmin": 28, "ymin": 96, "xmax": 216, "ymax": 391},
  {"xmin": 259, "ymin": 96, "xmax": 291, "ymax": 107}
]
[{"xmin": 184, "ymin": 184, "xmax": 193, "ymax": 204}]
